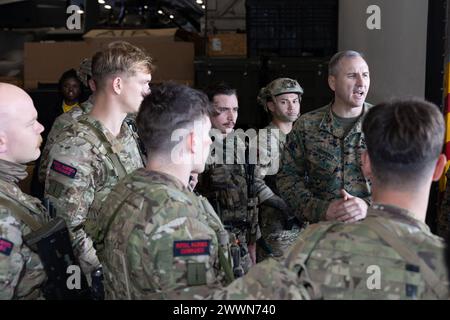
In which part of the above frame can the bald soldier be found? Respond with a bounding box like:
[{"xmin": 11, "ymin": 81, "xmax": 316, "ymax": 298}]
[
  {"xmin": 94, "ymin": 82, "xmax": 233, "ymax": 299},
  {"xmin": 0, "ymin": 83, "xmax": 47, "ymax": 299},
  {"xmin": 212, "ymin": 98, "xmax": 450, "ymax": 300}
]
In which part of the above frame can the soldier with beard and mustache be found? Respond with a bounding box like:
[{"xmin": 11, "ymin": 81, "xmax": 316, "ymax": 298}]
[
  {"xmin": 278, "ymin": 50, "xmax": 373, "ymax": 224},
  {"xmin": 196, "ymin": 83, "xmax": 293, "ymax": 274},
  {"xmin": 256, "ymin": 78, "xmax": 305, "ymax": 261},
  {"xmin": 0, "ymin": 83, "xmax": 48, "ymax": 299}
]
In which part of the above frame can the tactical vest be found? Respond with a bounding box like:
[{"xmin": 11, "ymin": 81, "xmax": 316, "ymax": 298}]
[
  {"xmin": 284, "ymin": 215, "xmax": 449, "ymax": 300},
  {"xmin": 0, "ymin": 192, "xmax": 46, "ymax": 300},
  {"xmin": 72, "ymin": 116, "xmax": 134, "ymax": 229},
  {"xmin": 95, "ymin": 179, "xmax": 233, "ymax": 299},
  {"xmin": 0, "ymin": 194, "xmax": 45, "ymax": 233},
  {"xmin": 210, "ymin": 164, "xmax": 249, "ymax": 223},
  {"xmin": 123, "ymin": 116, "xmax": 147, "ymax": 164}
]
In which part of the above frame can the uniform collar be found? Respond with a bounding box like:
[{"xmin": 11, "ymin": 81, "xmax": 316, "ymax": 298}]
[
  {"xmin": 81, "ymin": 114, "xmax": 130, "ymax": 152},
  {"xmin": 138, "ymin": 168, "xmax": 188, "ymax": 192},
  {"xmin": 319, "ymin": 101, "xmax": 369, "ymax": 139},
  {"xmin": 369, "ymin": 203, "xmax": 430, "ymax": 234},
  {"xmin": 0, "ymin": 159, "xmax": 28, "ymax": 184}
]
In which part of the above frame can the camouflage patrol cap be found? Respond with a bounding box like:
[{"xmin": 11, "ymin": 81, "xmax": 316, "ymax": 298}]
[
  {"xmin": 258, "ymin": 78, "xmax": 303, "ymax": 112},
  {"xmin": 77, "ymin": 58, "xmax": 92, "ymax": 87}
]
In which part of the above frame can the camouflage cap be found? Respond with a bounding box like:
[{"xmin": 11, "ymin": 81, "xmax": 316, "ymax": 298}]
[
  {"xmin": 77, "ymin": 58, "xmax": 92, "ymax": 88},
  {"xmin": 258, "ymin": 78, "xmax": 303, "ymax": 112}
]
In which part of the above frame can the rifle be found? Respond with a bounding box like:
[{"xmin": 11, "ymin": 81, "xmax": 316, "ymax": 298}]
[
  {"xmin": 245, "ymin": 145, "xmax": 259, "ymax": 243},
  {"xmin": 24, "ymin": 216, "xmax": 92, "ymax": 300}
]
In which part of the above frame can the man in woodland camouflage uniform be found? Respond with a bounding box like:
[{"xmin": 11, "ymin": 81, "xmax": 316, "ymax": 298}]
[
  {"xmin": 277, "ymin": 50, "xmax": 372, "ymax": 223},
  {"xmin": 94, "ymin": 82, "xmax": 233, "ymax": 299},
  {"xmin": 44, "ymin": 41, "xmax": 151, "ymax": 283},
  {"xmin": 256, "ymin": 77, "xmax": 304, "ymax": 261},
  {"xmin": 211, "ymin": 98, "xmax": 450, "ymax": 300}
]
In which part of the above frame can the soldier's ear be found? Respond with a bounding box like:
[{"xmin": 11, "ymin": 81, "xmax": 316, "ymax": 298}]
[
  {"xmin": 328, "ymin": 75, "xmax": 336, "ymax": 92},
  {"xmin": 0, "ymin": 132, "xmax": 7, "ymax": 154},
  {"xmin": 432, "ymin": 154, "xmax": 447, "ymax": 182},
  {"xmin": 361, "ymin": 151, "xmax": 373, "ymax": 179},
  {"xmin": 88, "ymin": 79, "xmax": 96, "ymax": 92},
  {"xmin": 186, "ymin": 130, "xmax": 196, "ymax": 154},
  {"xmin": 112, "ymin": 76, "xmax": 122, "ymax": 94},
  {"xmin": 267, "ymin": 101, "xmax": 276, "ymax": 113}
]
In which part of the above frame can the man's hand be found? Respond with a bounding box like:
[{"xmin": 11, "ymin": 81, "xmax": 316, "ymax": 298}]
[{"xmin": 326, "ymin": 189, "xmax": 368, "ymax": 223}]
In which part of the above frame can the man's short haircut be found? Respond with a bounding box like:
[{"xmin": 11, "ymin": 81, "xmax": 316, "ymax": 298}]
[
  {"xmin": 204, "ymin": 82, "xmax": 237, "ymax": 102},
  {"xmin": 328, "ymin": 50, "xmax": 365, "ymax": 76},
  {"xmin": 362, "ymin": 98, "xmax": 444, "ymax": 190},
  {"xmin": 137, "ymin": 82, "xmax": 212, "ymax": 155},
  {"xmin": 91, "ymin": 41, "xmax": 153, "ymax": 89}
]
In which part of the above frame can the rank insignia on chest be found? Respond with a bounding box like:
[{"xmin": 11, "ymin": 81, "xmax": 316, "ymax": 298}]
[
  {"xmin": 0, "ymin": 238, "xmax": 14, "ymax": 256},
  {"xmin": 173, "ymin": 239, "xmax": 211, "ymax": 257},
  {"xmin": 50, "ymin": 160, "xmax": 77, "ymax": 178}
]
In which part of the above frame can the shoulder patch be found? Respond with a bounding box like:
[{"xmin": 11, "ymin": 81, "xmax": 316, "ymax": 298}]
[
  {"xmin": 173, "ymin": 239, "xmax": 210, "ymax": 257},
  {"xmin": 0, "ymin": 238, "xmax": 14, "ymax": 256},
  {"xmin": 50, "ymin": 160, "xmax": 77, "ymax": 178}
]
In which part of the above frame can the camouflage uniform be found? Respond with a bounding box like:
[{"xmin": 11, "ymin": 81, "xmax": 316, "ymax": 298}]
[
  {"xmin": 211, "ymin": 204, "xmax": 450, "ymax": 300},
  {"xmin": 197, "ymin": 133, "xmax": 274, "ymax": 275},
  {"xmin": 258, "ymin": 122, "xmax": 301, "ymax": 261},
  {"xmin": 38, "ymin": 98, "xmax": 94, "ymax": 184},
  {"xmin": 284, "ymin": 204, "xmax": 450, "ymax": 299},
  {"xmin": 207, "ymin": 257, "xmax": 312, "ymax": 300},
  {"xmin": 44, "ymin": 114, "xmax": 144, "ymax": 274},
  {"xmin": 93, "ymin": 169, "xmax": 233, "ymax": 299},
  {"xmin": 277, "ymin": 102, "xmax": 372, "ymax": 223},
  {"xmin": 0, "ymin": 159, "xmax": 48, "ymax": 299}
]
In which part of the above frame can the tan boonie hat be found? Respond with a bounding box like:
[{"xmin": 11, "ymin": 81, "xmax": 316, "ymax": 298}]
[{"xmin": 258, "ymin": 78, "xmax": 303, "ymax": 112}]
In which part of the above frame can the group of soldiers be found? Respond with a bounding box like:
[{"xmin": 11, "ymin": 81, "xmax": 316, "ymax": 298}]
[{"xmin": 1, "ymin": 41, "xmax": 449, "ymax": 300}]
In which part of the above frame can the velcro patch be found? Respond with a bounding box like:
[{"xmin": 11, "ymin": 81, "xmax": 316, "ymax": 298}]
[
  {"xmin": 0, "ymin": 238, "xmax": 14, "ymax": 256},
  {"xmin": 406, "ymin": 284, "xmax": 418, "ymax": 298},
  {"xmin": 173, "ymin": 240, "xmax": 210, "ymax": 257},
  {"xmin": 51, "ymin": 160, "xmax": 77, "ymax": 178}
]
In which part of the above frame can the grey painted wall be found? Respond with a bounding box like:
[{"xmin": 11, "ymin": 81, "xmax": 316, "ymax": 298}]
[{"xmin": 339, "ymin": 0, "xmax": 429, "ymax": 104}]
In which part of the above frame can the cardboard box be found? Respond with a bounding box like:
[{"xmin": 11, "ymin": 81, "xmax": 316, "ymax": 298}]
[
  {"xmin": 208, "ymin": 33, "xmax": 247, "ymax": 57},
  {"xmin": 24, "ymin": 41, "xmax": 92, "ymax": 89},
  {"xmin": 24, "ymin": 29, "xmax": 195, "ymax": 89},
  {"xmin": 83, "ymin": 28, "xmax": 179, "ymax": 41}
]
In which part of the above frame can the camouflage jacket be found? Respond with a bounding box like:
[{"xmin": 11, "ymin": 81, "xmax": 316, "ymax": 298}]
[
  {"xmin": 257, "ymin": 122, "xmax": 288, "ymax": 191},
  {"xmin": 285, "ymin": 204, "xmax": 450, "ymax": 299},
  {"xmin": 94, "ymin": 169, "xmax": 232, "ymax": 299},
  {"xmin": 39, "ymin": 98, "xmax": 145, "ymax": 184},
  {"xmin": 39, "ymin": 98, "xmax": 94, "ymax": 184},
  {"xmin": 43, "ymin": 114, "xmax": 144, "ymax": 274},
  {"xmin": 0, "ymin": 159, "xmax": 48, "ymax": 299},
  {"xmin": 207, "ymin": 257, "xmax": 312, "ymax": 300},
  {"xmin": 277, "ymin": 102, "xmax": 372, "ymax": 223},
  {"xmin": 197, "ymin": 132, "xmax": 274, "ymax": 243}
]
